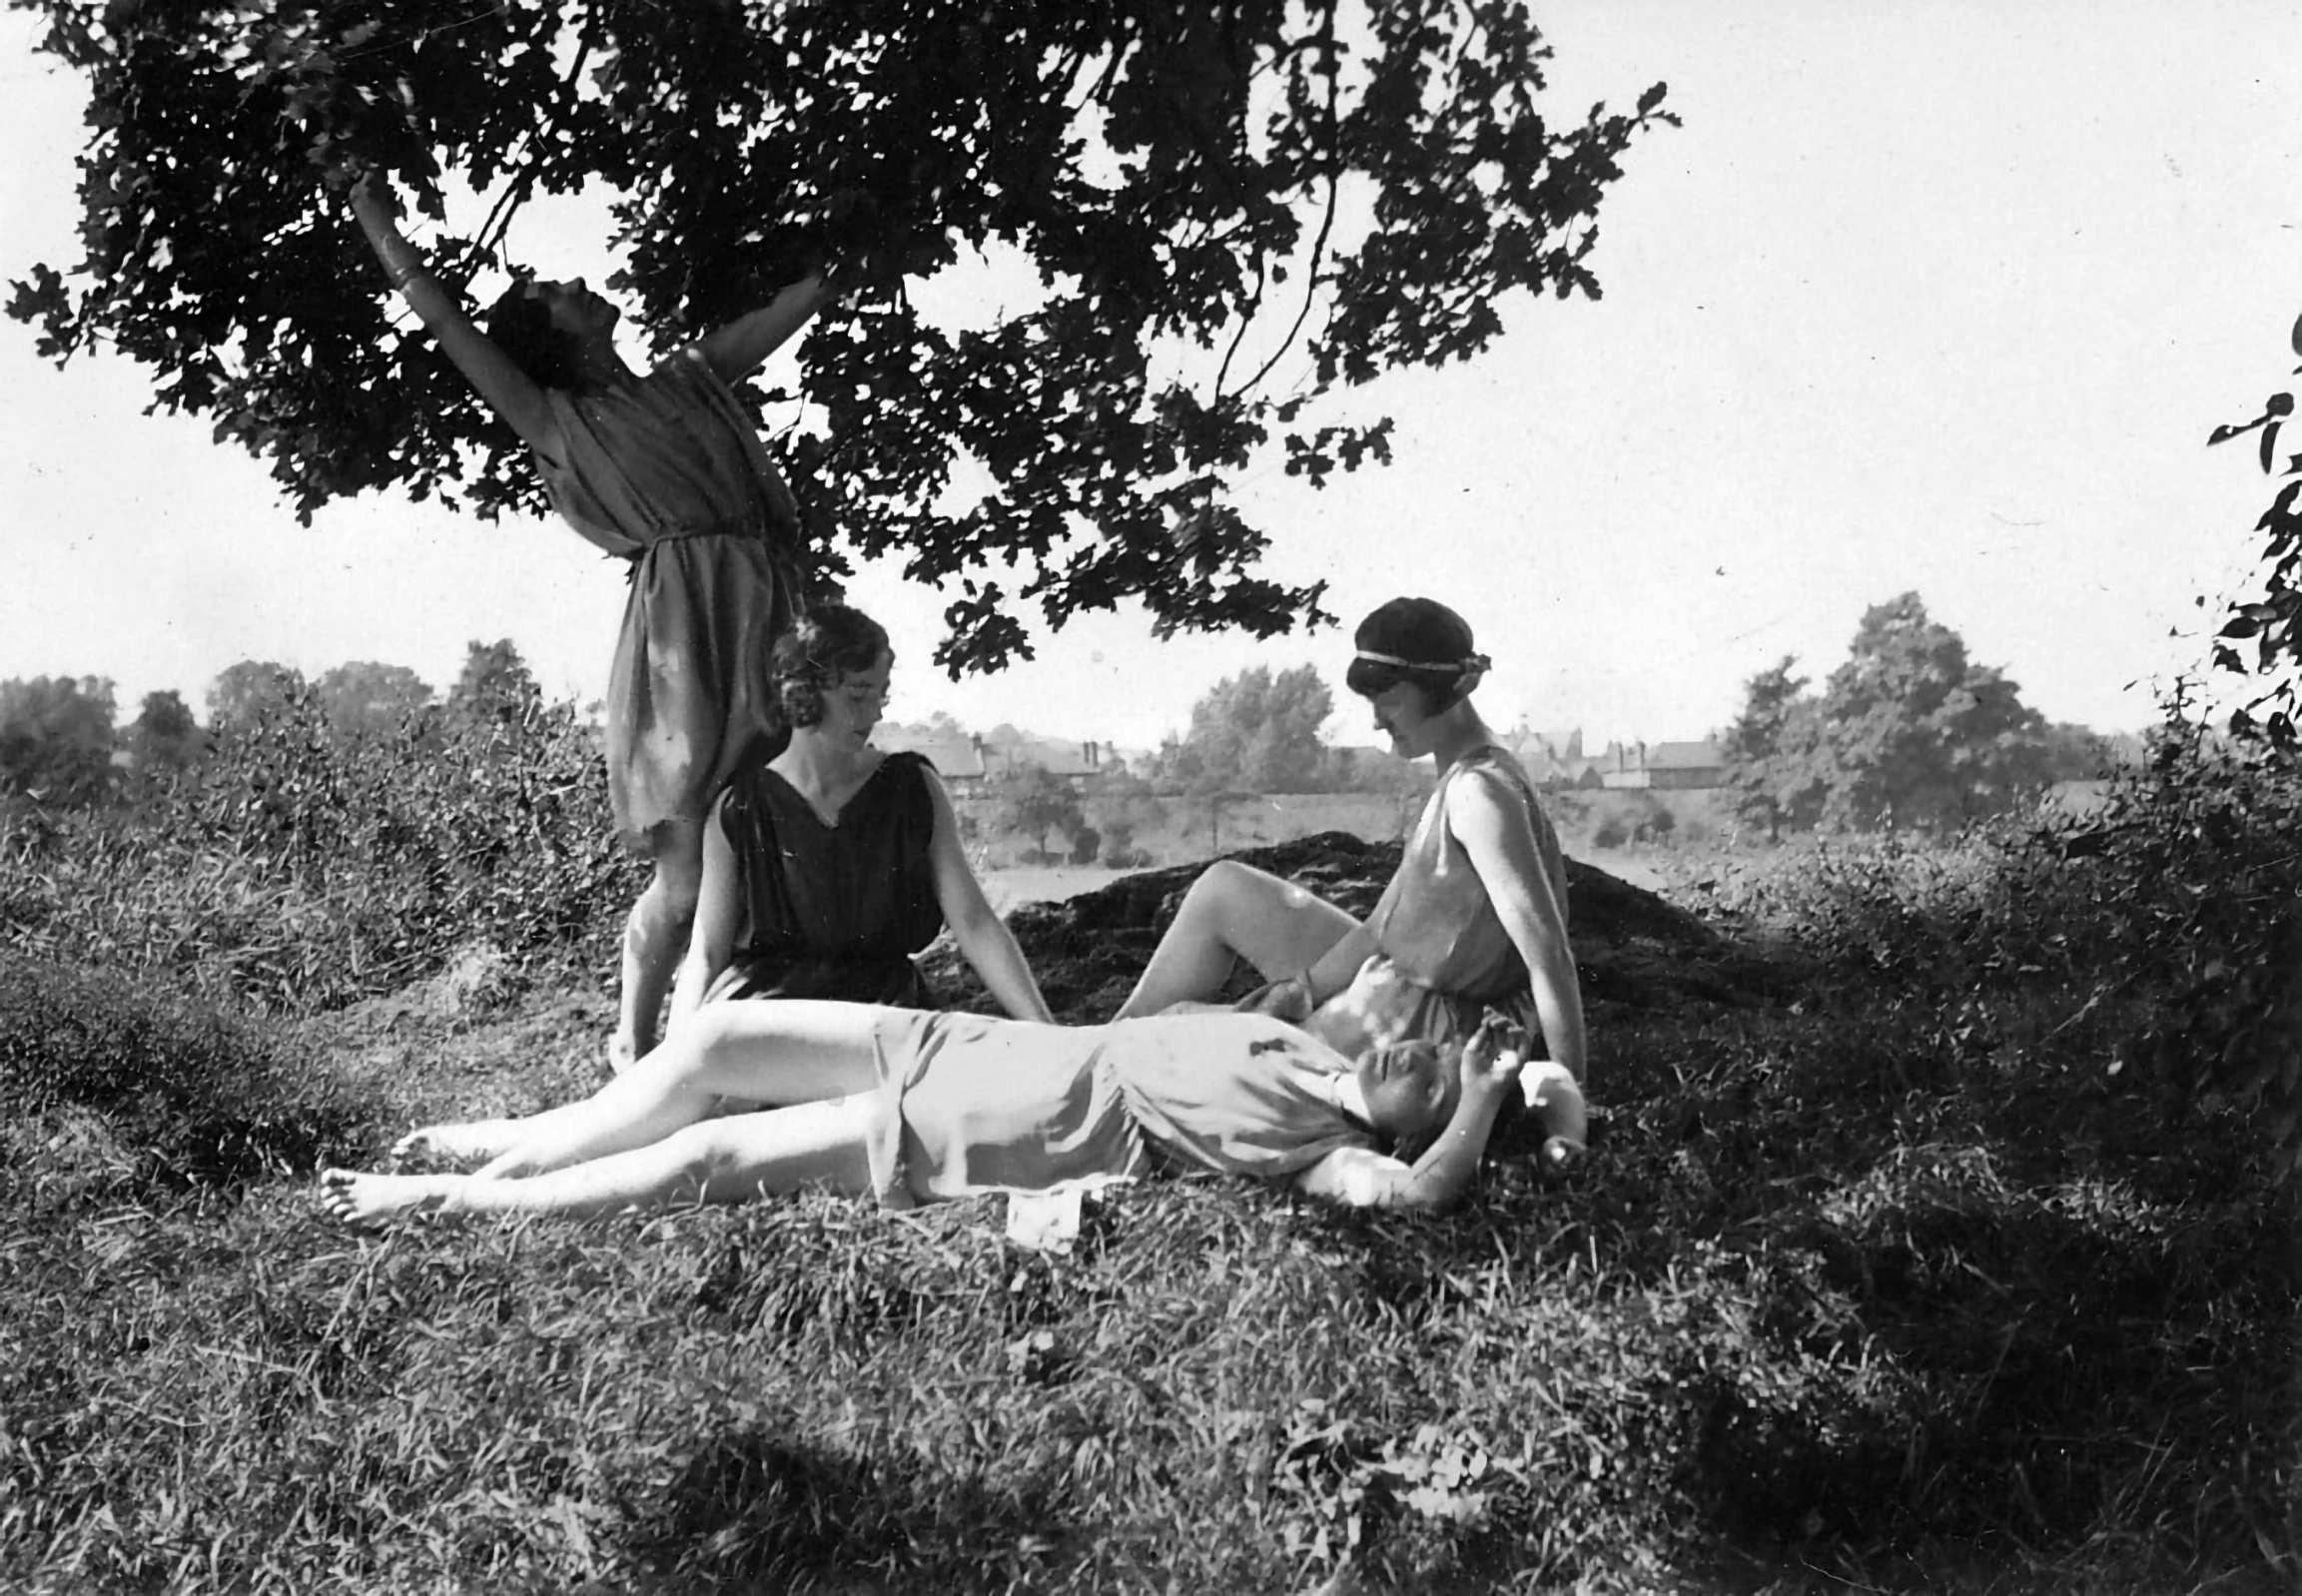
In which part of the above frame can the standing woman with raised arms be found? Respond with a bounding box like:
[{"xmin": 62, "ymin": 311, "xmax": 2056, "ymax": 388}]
[
  {"xmin": 1114, "ymin": 597, "xmax": 1588, "ymax": 1149},
  {"xmin": 348, "ymin": 171, "xmax": 833, "ymax": 1071}
]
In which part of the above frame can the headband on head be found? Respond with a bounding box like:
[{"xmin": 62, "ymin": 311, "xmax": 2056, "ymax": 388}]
[{"xmin": 1354, "ymin": 649, "xmax": 1492, "ymax": 676}]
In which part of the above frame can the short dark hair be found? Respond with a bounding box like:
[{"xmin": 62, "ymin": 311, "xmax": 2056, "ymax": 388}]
[
  {"xmin": 1343, "ymin": 595, "xmax": 1489, "ymax": 711},
  {"xmin": 770, "ymin": 605, "xmax": 893, "ymax": 729},
  {"xmin": 483, "ymin": 280, "xmax": 585, "ymax": 392}
]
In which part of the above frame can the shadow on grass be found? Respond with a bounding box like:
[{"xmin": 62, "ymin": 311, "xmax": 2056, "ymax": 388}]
[{"xmin": 625, "ymin": 1425, "xmax": 1067, "ymax": 1594}]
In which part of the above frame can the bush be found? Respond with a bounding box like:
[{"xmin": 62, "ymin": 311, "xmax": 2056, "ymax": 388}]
[
  {"xmin": 1694, "ymin": 711, "xmax": 2302, "ymax": 1182},
  {"xmin": 0, "ymin": 681, "xmax": 639, "ymax": 1013},
  {"xmin": 0, "ymin": 950, "xmax": 372, "ymax": 1205},
  {"xmin": 1589, "ymin": 793, "xmax": 1674, "ymax": 850}
]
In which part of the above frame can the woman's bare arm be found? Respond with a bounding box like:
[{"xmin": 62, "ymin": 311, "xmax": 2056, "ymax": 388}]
[
  {"xmin": 1296, "ymin": 1027, "xmax": 1522, "ymax": 1209},
  {"xmin": 1448, "ymin": 774, "xmax": 1588, "ymax": 1084},
  {"xmin": 923, "ymin": 769, "xmax": 1055, "ymax": 1023},
  {"xmin": 692, "ymin": 271, "xmax": 835, "ymax": 385},
  {"xmin": 348, "ymin": 173, "xmax": 557, "ymax": 448}
]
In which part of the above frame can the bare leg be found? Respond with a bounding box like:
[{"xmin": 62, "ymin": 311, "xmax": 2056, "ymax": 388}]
[
  {"xmin": 1113, "ymin": 862, "xmax": 1360, "ymax": 1019},
  {"xmin": 322, "ymin": 1095, "xmax": 879, "ymax": 1224},
  {"xmin": 611, "ymin": 818, "xmax": 705, "ymax": 1072},
  {"xmin": 392, "ymin": 1118, "xmax": 526, "ymax": 1167},
  {"xmin": 471, "ymin": 999, "xmax": 893, "ymax": 1180}
]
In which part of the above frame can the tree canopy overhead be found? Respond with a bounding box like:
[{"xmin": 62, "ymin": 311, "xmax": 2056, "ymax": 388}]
[{"xmin": 11, "ymin": 0, "xmax": 1671, "ymax": 675}]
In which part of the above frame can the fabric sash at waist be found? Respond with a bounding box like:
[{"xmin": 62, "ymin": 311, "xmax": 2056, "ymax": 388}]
[
  {"xmin": 616, "ymin": 522, "xmax": 781, "ymax": 570},
  {"xmin": 705, "ymin": 953, "xmax": 933, "ymax": 1009}
]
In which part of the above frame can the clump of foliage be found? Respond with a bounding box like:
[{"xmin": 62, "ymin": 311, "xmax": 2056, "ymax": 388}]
[
  {"xmin": 2205, "ymin": 310, "xmax": 2302, "ymax": 745},
  {"xmin": 10, "ymin": 1, "xmax": 1671, "ymax": 675},
  {"xmin": 2060, "ymin": 714, "xmax": 2302, "ymax": 1179},
  {"xmin": 1693, "ymin": 704, "xmax": 2302, "ymax": 1187},
  {"xmin": 1151, "ymin": 663, "xmax": 1338, "ymax": 796},
  {"xmin": 0, "ymin": 672, "xmax": 637, "ymax": 1014},
  {"xmin": 0, "ymin": 673, "xmax": 119, "ymax": 808},
  {"xmin": 0, "ymin": 949, "xmax": 371, "ymax": 1209}
]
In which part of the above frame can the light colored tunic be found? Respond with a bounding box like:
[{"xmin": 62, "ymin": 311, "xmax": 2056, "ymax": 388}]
[
  {"xmin": 858, "ymin": 1011, "xmax": 1371, "ymax": 1209},
  {"xmin": 1312, "ymin": 745, "xmax": 1568, "ymax": 1058},
  {"xmin": 534, "ymin": 349, "xmax": 801, "ymax": 849}
]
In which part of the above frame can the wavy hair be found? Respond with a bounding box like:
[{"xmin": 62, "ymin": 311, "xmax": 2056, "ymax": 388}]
[{"xmin": 769, "ymin": 606, "xmax": 893, "ymax": 730}]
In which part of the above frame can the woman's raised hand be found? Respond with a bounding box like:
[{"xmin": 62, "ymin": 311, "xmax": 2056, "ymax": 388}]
[
  {"xmin": 1458, "ymin": 1011, "xmax": 1528, "ymax": 1099},
  {"xmin": 348, "ymin": 167, "xmax": 399, "ymax": 221}
]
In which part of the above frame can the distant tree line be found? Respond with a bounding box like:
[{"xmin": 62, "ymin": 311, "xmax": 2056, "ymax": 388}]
[
  {"xmin": 1718, "ymin": 591, "xmax": 2118, "ymax": 838},
  {"xmin": 957, "ymin": 662, "xmax": 1438, "ymax": 865},
  {"xmin": 0, "ymin": 641, "xmax": 562, "ymax": 814}
]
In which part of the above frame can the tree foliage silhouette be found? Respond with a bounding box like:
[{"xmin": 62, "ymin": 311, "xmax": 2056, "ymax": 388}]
[{"xmin": 10, "ymin": 0, "xmax": 1670, "ymax": 675}]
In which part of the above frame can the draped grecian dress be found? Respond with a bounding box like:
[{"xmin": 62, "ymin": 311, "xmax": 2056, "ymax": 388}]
[
  {"xmin": 1311, "ymin": 744, "xmax": 1570, "ymax": 1059},
  {"xmin": 853, "ymin": 1011, "xmax": 1375, "ymax": 1208},
  {"xmin": 531, "ymin": 348, "xmax": 802, "ymax": 852}
]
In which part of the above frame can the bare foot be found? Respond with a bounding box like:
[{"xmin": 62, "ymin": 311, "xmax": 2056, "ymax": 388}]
[
  {"xmin": 319, "ymin": 1167, "xmax": 451, "ymax": 1225},
  {"xmin": 389, "ymin": 1122, "xmax": 512, "ymax": 1167}
]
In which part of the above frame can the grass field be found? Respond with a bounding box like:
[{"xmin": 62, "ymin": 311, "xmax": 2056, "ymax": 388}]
[{"xmin": 1, "ymin": 732, "xmax": 2294, "ymax": 1593}]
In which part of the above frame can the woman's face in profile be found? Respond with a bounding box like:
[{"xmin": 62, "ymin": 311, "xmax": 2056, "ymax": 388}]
[
  {"xmin": 1364, "ymin": 680, "xmax": 1441, "ymax": 760},
  {"xmin": 528, "ymin": 277, "xmax": 620, "ymax": 343},
  {"xmin": 823, "ymin": 651, "xmax": 893, "ymax": 744}
]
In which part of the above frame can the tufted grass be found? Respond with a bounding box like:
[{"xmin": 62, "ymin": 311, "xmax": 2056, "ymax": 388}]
[{"xmin": 1, "ymin": 922, "xmax": 2293, "ymax": 1593}]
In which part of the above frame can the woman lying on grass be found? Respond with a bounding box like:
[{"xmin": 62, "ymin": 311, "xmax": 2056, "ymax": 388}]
[{"xmin": 318, "ymin": 1004, "xmax": 1587, "ymax": 1223}]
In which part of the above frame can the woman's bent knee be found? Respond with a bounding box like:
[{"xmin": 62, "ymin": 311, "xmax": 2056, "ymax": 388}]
[
  {"xmin": 639, "ymin": 821, "xmax": 707, "ymax": 905},
  {"xmin": 1186, "ymin": 860, "xmax": 1282, "ymax": 919}
]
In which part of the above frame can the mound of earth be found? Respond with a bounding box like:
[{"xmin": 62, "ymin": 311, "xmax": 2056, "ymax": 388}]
[{"xmin": 923, "ymin": 831, "xmax": 1773, "ymax": 1025}]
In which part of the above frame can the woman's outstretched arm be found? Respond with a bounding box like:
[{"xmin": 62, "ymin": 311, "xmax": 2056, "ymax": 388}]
[
  {"xmin": 347, "ymin": 172, "xmax": 556, "ymax": 447},
  {"xmin": 923, "ymin": 770, "xmax": 1055, "ymax": 1023},
  {"xmin": 1448, "ymin": 775, "xmax": 1588, "ymax": 1085},
  {"xmin": 693, "ymin": 271, "xmax": 836, "ymax": 384}
]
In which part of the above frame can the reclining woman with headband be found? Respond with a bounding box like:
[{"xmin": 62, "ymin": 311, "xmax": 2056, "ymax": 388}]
[
  {"xmin": 1113, "ymin": 596, "xmax": 1589, "ymax": 1152},
  {"xmin": 317, "ymin": 1004, "xmax": 1562, "ymax": 1222}
]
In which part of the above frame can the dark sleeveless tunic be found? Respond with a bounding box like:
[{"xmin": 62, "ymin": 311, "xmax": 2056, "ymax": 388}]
[{"xmin": 702, "ymin": 750, "xmax": 948, "ymax": 1007}]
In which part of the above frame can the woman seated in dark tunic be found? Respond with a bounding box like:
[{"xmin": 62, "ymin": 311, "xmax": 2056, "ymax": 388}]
[
  {"xmin": 668, "ymin": 603, "xmax": 1052, "ymax": 1028},
  {"xmin": 317, "ymin": 1004, "xmax": 1584, "ymax": 1224}
]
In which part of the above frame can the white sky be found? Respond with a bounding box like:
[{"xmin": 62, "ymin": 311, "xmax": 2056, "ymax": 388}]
[{"xmin": 3, "ymin": 2, "xmax": 2297, "ymax": 753}]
